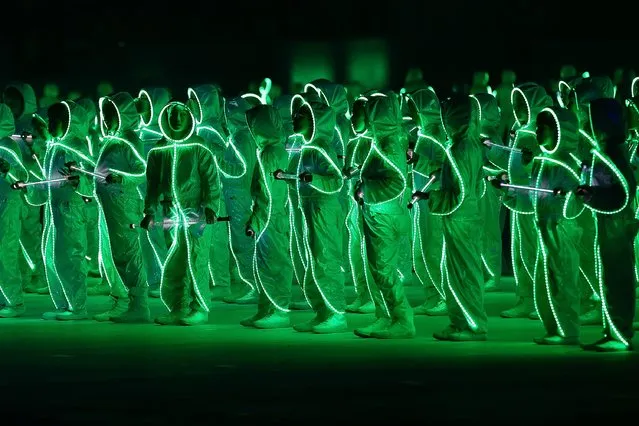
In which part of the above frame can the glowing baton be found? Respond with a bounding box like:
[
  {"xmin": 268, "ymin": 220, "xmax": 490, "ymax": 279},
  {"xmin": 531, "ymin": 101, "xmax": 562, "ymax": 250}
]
[
  {"xmin": 407, "ymin": 174, "xmax": 437, "ymax": 209},
  {"xmin": 12, "ymin": 175, "xmax": 78, "ymax": 189},
  {"xmin": 130, "ymin": 216, "xmax": 231, "ymax": 230},
  {"xmin": 500, "ymin": 183, "xmax": 561, "ymax": 195},
  {"xmin": 11, "ymin": 134, "xmax": 34, "ymax": 143},
  {"xmin": 69, "ymin": 165, "xmax": 106, "ymax": 179},
  {"xmin": 274, "ymin": 171, "xmax": 299, "ymax": 181},
  {"xmin": 483, "ymin": 139, "xmax": 521, "ymax": 153}
]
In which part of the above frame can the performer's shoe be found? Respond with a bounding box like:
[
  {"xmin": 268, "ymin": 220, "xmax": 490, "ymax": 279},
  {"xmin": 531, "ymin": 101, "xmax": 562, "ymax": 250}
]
[
  {"xmin": 42, "ymin": 309, "xmax": 67, "ymax": 320},
  {"xmin": 148, "ymin": 289, "xmax": 161, "ymax": 298},
  {"xmin": 528, "ymin": 311, "xmax": 540, "ymax": 320},
  {"xmin": 112, "ymin": 288, "xmax": 151, "ymax": 323},
  {"xmin": 533, "ymin": 335, "xmax": 579, "ymax": 346},
  {"xmin": 293, "ymin": 313, "xmax": 326, "ymax": 332},
  {"xmin": 56, "ymin": 309, "xmax": 89, "ymax": 321},
  {"xmin": 423, "ymin": 300, "xmax": 448, "ymax": 316},
  {"xmin": 434, "ymin": 325, "xmax": 486, "ymax": 342},
  {"xmin": 582, "ymin": 337, "xmax": 633, "ymax": 352},
  {"xmin": 179, "ymin": 310, "xmax": 209, "ymax": 326},
  {"xmin": 370, "ymin": 320, "xmax": 416, "ymax": 339},
  {"xmin": 155, "ymin": 312, "xmax": 187, "ymax": 325},
  {"xmin": 254, "ymin": 311, "xmax": 291, "ymax": 329},
  {"xmin": 0, "ymin": 304, "xmax": 26, "ymax": 318},
  {"xmin": 94, "ymin": 297, "xmax": 128, "ymax": 322},
  {"xmin": 354, "ymin": 318, "xmax": 392, "ymax": 338},
  {"xmin": 312, "ymin": 314, "xmax": 347, "ymax": 334}
]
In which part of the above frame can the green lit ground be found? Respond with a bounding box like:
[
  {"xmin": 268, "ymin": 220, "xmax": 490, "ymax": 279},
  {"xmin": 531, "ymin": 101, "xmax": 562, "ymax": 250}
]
[{"xmin": 2, "ymin": 278, "xmax": 637, "ymax": 423}]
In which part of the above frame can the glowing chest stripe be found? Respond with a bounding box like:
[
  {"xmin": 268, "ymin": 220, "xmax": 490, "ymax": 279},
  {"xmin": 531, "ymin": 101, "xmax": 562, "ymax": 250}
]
[
  {"xmin": 49, "ymin": 141, "xmax": 96, "ymax": 168},
  {"xmin": 586, "ymin": 149, "xmax": 631, "ymax": 215},
  {"xmin": 196, "ymin": 126, "xmax": 247, "ymax": 179},
  {"xmin": 531, "ymin": 156, "xmax": 584, "ymax": 220},
  {"xmin": 0, "ymin": 146, "xmax": 28, "ymax": 180},
  {"xmin": 415, "ymin": 133, "xmax": 465, "ymax": 215},
  {"xmin": 254, "ymin": 148, "xmax": 272, "ymax": 241},
  {"xmin": 96, "ymin": 135, "xmax": 147, "ymax": 177},
  {"xmin": 357, "ymin": 139, "xmax": 407, "ymax": 206},
  {"xmin": 299, "ymin": 144, "xmax": 344, "ymax": 195}
]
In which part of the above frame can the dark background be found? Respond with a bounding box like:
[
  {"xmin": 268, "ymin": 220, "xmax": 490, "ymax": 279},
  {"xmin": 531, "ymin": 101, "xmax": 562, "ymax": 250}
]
[{"xmin": 0, "ymin": 1, "xmax": 631, "ymax": 98}]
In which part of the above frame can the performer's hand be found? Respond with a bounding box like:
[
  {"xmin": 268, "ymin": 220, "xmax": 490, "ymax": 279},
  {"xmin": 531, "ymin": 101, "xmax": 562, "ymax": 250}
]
[
  {"xmin": 204, "ymin": 207, "xmax": 217, "ymax": 224},
  {"xmin": 105, "ymin": 173, "xmax": 123, "ymax": 185},
  {"xmin": 298, "ymin": 171, "xmax": 313, "ymax": 183},
  {"xmin": 140, "ymin": 214, "xmax": 153, "ymax": 231}
]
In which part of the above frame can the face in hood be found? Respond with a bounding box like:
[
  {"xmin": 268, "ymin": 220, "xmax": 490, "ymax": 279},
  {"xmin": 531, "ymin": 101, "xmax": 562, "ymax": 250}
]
[
  {"xmin": 0, "ymin": 103, "xmax": 16, "ymax": 139},
  {"xmin": 510, "ymin": 83, "xmax": 553, "ymax": 128},
  {"xmin": 137, "ymin": 88, "xmax": 171, "ymax": 128},
  {"xmin": 246, "ymin": 104, "xmax": 285, "ymax": 150},
  {"xmin": 305, "ymin": 80, "xmax": 349, "ymax": 117},
  {"xmin": 588, "ymin": 98, "xmax": 625, "ymax": 144},
  {"xmin": 292, "ymin": 100, "xmax": 336, "ymax": 145},
  {"xmin": 440, "ymin": 95, "xmax": 479, "ymax": 144},
  {"xmin": 158, "ymin": 101, "xmax": 196, "ymax": 143},
  {"xmin": 187, "ymin": 84, "xmax": 225, "ymax": 126},
  {"xmin": 536, "ymin": 107, "xmax": 579, "ymax": 157},
  {"xmin": 3, "ymin": 82, "xmax": 38, "ymax": 122},
  {"xmin": 470, "ymin": 93, "xmax": 500, "ymax": 138},
  {"xmin": 227, "ymin": 95, "xmax": 261, "ymax": 134},
  {"xmin": 99, "ymin": 92, "xmax": 139, "ymax": 137},
  {"xmin": 48, "ymin": 101, "xmax": 89, "ymax": 140}
]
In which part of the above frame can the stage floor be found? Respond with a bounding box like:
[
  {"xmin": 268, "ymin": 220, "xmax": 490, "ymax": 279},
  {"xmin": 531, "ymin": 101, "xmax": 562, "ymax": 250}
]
[{"xmin": 2, "ymin": 279, "xmax": 637, "ymax": 424}]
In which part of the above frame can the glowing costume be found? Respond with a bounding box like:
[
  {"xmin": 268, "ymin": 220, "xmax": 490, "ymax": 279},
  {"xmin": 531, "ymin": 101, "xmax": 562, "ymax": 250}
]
[
  {"xmin": 352, "ymin": 92, "xmax": 415, "ymax": 340},
  {"xmin": 186, "ymin": 85, "xmax": 232, "ymax": 302},
  {"xmin": 274, "ymin": 94, "xmax": 307, "ymax": 303},
  {"xmin": 528, "ymin": 107, "xmax": 583, "ymax": 345},
  {"xmin": 240, "ymin": 105, "xmax": 293, "ymax": 328},
  {"xmin": 143, "ymin": 102, "xmax": 219, "ymax": 326},
  {"xmin": 39, "ymin": 101, "xmax": 94, "ymax": 320},
  {"xmin": 304, "ymin": 81, "xmax": 352, "ymax": 287},
  {"xmin": 76, "ymin": 98, "xmax": 106, "ymax": 295},
  {"xmin": 579, "ymin": 99, "xmax": 637, "ymax": 352},
  {"xmin": 428, "ymin": 95, "xmax": 487, "ymax": 341},
  {"xmin": 569, "ymin": 77, "xmax": 616, "ymax": 326},
  {"xmin": 93, "ymin": 92, "xmax": 150, "ymax": 323},
  {"xmin": 0, "ymin": 104, "xmax": 29, "ymax": 317},
  {"xmin": 343, "ymin": 94, "xmax": 377, "ymax": 314},
  {"xmin": 2, "ymin": 82, "xmax": 46, "ymax": 293},
  {"xmin": 488, "ymin": 83, "xmax": 552, "ymax": 319},
  {"xmin": 136, "ymin": 88, "xmax": 171, "ymax": 298},
  {"xmin": 220, "ymin": 95, "xmax": 261, "ymax": 303},
  {"xmin": 404, "ymin": 88, "xmax": 447, "ymax": 316},
  {"xmin": 471, "ymin": 93, "xmax": 503, "ymax": 291},
  {"xmin": 290, "ymin": 99, "xmax": 347, "ymax": 334}
]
